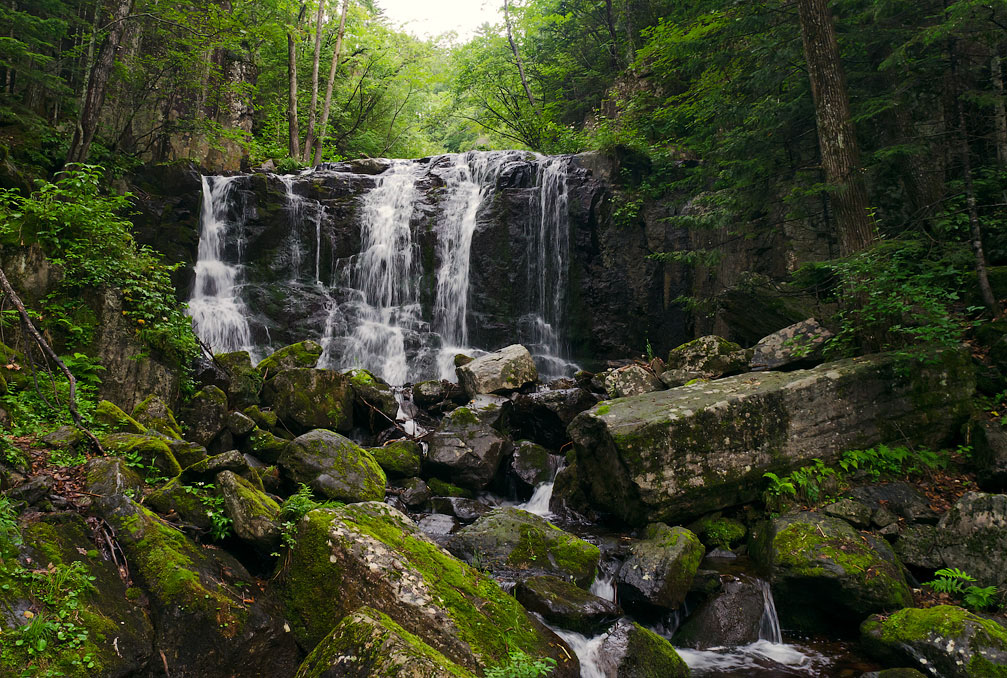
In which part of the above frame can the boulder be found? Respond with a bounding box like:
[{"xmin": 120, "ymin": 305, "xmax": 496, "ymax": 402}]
[
  {"xmin": 672, "ymin": 575, "xmax": 769, "ymax": 649},
  {"xmin": 427, "ymin": 478, "xmax": 475, "ymax": 499},
  {"xmin": 569, "ymin": 351, "xmax": 974, "ymax": 525},
  {"xmin": 515, "ymin": 575, "xmax": 621, "ymax": 635},
  {"xmin": 214, "ymin": 351, "xmax": 262, "ymax": 409},
  {"xmin": 244, "ymin": 405, "xmax": 280, "ymax": 431},
  {"xmin": 417, "ymin": 513, "xmax": 460, "ymax": 538},
  {"xmin": 101, "ymin": 433, "xmax": 181, "ymax": 478},
  {"xmin": 966, "ymin": 416, "xmax": 1007, "ymax": 492},
  {"xmin": 845, "ymin": 482, "xmax": 939, "ymax": 525},
  {"xmin": 936, "ymin": 492, "xmax": 1007, "ymax": 587},
  {"xmin": 226, "ymin": 410, "xmax": 257, "ymax": 437},
  {"xmin": 279, "ymin": 429, "xmax": 386, "ymax": 503},
  {"xmin": 84, "ymin": 456, "xmax": 144, "ymax": 500},
  {"xmin": 893, "ymin": 524, "xmax": 944, "ymax": 569},
  {"xmin": 131, "ymin": 394, "xmax": 182, "ymax": 439},
  {"xmin": 446, "ymin": 507, "xmax": 599, "ymax": 587},
  {"xmin": 511, "ymin": 388, "xmax": 598, "ymax": 448},
  {"xmin": 594, "ymin": 619, "xmax": 690, "ymax": 678},
  {"xmin": 181, "ymin": 385, "xmax": 229, "ymax": 448},
  {"xmin": 183, "ymin": 450, "xmax": 253, "ymax": 479},
  {"xmin": 412, "ymin": 379, "xmax": 466, "ymax": 412},
  {"xmin": 603, "ymin": 365, "xmax": 665, "ymax": 399},
  {"xmin": 90, "ymin": 495, "xmax": 299, "ymax": 677},
  {"xmin": 294, "ymin": 607, "xmax": 476, "ymax": 678},
  {"xmin": 346, "ymin": 368, "xmax": 399, "ymax": 430},
  {"xmin": 457, "ymin": 344, "xmax": 538, "ymax": 397},
  {"xmin": 465, "ymin": 393, "xmax": 512, "ymax": 430},
  {"xmin": 399, "ymin": 477, "xmax": 431, "ymax": 508},
  {"xmin": 256, "ymin": 340, "xmax": 323, "ymax": 374},
  {"xmin": 95, "ymin": 399, "xmax": 146, "ymax": 434},
  {"xmin": 751, "ymin": 512, "xmax": 913, "ymax": 631},
  {"xmin": 368, "ymin": 440, "xmax": 423, "ymax": 478},
  {"xmin": 146, "ymin": 476, "xmax": 214, "ymax": 531},
  {"xmin": 269, "ymin": 368, "xmax": 353, "ymax": 434},
  {"xmin": 278, "ymin": 502, "xmax": 579, "ymax": 676},
  {"xmin": 687, "ymin": 514, "xmax": 747, "ymax": 551},
  {"xmin": 166, "ymin": 439, "xmax": 209, "ymax": 468},
  {"xmin": 666, "ymin": 335, "xmax": 750, "ymax": 379},
  {"xmin": 217, "ymin": 470, "xmax": 281, "ymax": 552},
  {"xmin": 617, "ymin": 523, "xmax": 704, "ymax": 611},
  {"xmin": 426, "ymin": 406, "xmax": 511, "ymax": 490},
  {"xmin": 429, "ymin": 497, "xmax": 492, "ymax": 523},
  {"xmin": 750, "ymin": 318, "xmax": 833, "ymax": 371},
  {"xmin": 241, "ymin": 427, "xmax": 288, "ymax": 464},
  {"xmin": 861, "ymin": 605, "xmax": 1007, "ymax": 678},
  {"xmin": 510, "ymin": 440, "xmax": 560, "ymax": 494},
  {"xmin": 41, "ymin": 425, "xmax": 83, "ymax": 450}
]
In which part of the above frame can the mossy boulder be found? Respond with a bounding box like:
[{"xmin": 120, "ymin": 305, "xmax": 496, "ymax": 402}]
[
  {"xmin": 515, "ymin": 575, "xmax": 621, "ymax": 635},
  {"xmin": 603, "ymin": 365, "xmax": 665, "ymax": 399},
  {"xmin": 131, "ymin": 394, "xmax": 182, "ymax": 439},
  {"xmin": 226, "ymin": 410, "xmax": 257, "ymax": 437},
  {"xmin": 688, "ymin": 514, "xmax": 747, "ymax": 551},
  {"xmin": 146, "ymin": 476, "xmax": 214, "ymax": 531},
  {"xmin": 861, "ymin": 605, "xmax": 1007, "ymax": 677},
  {"xmin": 593, "ymin": 619, "xmax": 690, "ymax": 678},
  {"xmin": 617, "ymin": 523, "xmax": 704, "ymax": 611},
  {"xmin": 0, "ymin": 513, "xmax": 154, "ymax": 678},
  {"xmin": 84, "ymin": 456, "xmax": 144, "ymax": 500},
  {"xmin": 400, "ymin": 477, "xmax": 431, "ymax": 508},
  {"xmin": 569, "ymin": 350, "xmax": 975, "ymax": 525},
  {"xmin": 217, "ymin": 470, "xmax": 281, "ymax": 552},
  {"xmin": 936, "ymin": 492, "xmax": 1007, "ymax": 588},
  {"xmin": 268, "ymin": 368, "xmax": 353, "ymax": 434},
  {"xmin": 94, "ymin": 399, "xmax": 146, "ymax": 434},
  {"xmin": 90, "ymin": 494, "xmax": 299, "ymax": 677},
  {"xmin": 165, "ymin": 438, "xmax": 209, "ymax": 469},
  {"xmin": 457, "ymin": 344, "xmax": 538, "ymax": 397},
  {"xmin": 278, "ymin": 502, "xmax": 579, "ymax": 676},
  {"xmin": 672, "ymin": 575, "xmax": 768, "ymax": 649},
  {"xmin": 427, "ymin": 478, "xmax": 475, "ymax": 499},
  {"xmin": 368, "ymin": 440, "xmax": 423, "ymax": 478},
  {"xmin": 183, "ymin": 449, "xmax": 253, "ymax": 479},
  {"xmin": 446, "ymin": 507, "xmax": 599, "ymax": 587},
  {"xmin": 241, "ymin": 426, "xmax": 288, "ymax": 464},
  {"xmin": 294, "ymin": 607, "xmax": 475, "ymax": 678},
  {"xmin": 750, "ymin": 318, "xmax": 833, "ymax": 371},
  {"xmin": 100, "ymin": 432, "xmax": 182, "ymax": 478},
  {"xmin": 181, "ymin": 385, "xmax": 229, "ymax": 448},
  {"xmin": 510, "ymin": 440, "xmax": 560, "ymax": 493},
  {"xmin": 214, "ymin": 350, "xmax": 262, "ymax": 409},
  {"xmin": 666, "ymin": 335, "xmax": 749, "ymax": 378},
  {"xmin": 751, "ymin": 512, "xmax": 913, "ymax": 631},
  {"xmin": 256, "ymin": 340, "xmax": 323, "ymax": 375},
  {"xmin": 41, "ymin": 425, "xmax": 84, "ymax": 450},
  {"xmin": 346, "ymin": 368, "xmax": 399, "ymax": 431},
  {"xmin": 426, "ymin": 406, "xmax": 511, "ymax": 490},
  {"xmin": 243, "ymin": 405, "xmax": 279, "ymax": 431},
  {"xmin": 279, "ymin": 429, "xmax": 386, "ymax": 503}
]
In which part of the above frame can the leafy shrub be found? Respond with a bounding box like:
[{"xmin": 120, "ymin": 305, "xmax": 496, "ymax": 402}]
[{"xmin": 484, "ymin": 650, "xmax": 556, "ymax": 678}]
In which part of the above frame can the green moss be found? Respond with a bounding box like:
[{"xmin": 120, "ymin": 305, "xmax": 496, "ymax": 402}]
[
  {"xmin": 229, "ymin": 472, "xmax": 280, "ymax": 520},
  {"xmin": 596, "ymin": 404, "xmax": 611, "ymax": 416},
  {"xmin": 427, "ymin": 478, "xmax": 475, "ymax": 499},
  {"xmin": 243, "ymin": 405, "xmax": 278, "ymax": 430},
  {"xmin": 690, "ymin": 514, "xmax": 746, "ymax": 550},
  {"xmin": 368, "ymin": 440, "xmax": 422, "ymax": 478},
  {"xmin": 100, "ymin": 433, "xmax": 181, "ymax": 478},
  {"xmin": 446, "ymin": 407, "xmax": 480, "ymax": 427},
  {"xmin": 94, "ymin": 400, "xmax": 146, "ymax": 434},
  {"xmin": 347, "ymin": 368, "xmax": 377, "ymax": 387},
  {"xmin": 256, "ymin": 341, "xmax": 323, "ymax": 375},
  {"xmin": 620, "ymin": 623, "xmax": 690, "ymax": 678},
  {"xmin": 131, "ymin": 395, "xmax": 182, "ymax": 440}
]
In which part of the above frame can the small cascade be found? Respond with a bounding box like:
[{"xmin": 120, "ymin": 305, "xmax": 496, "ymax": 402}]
[
  {"xmin": 278, "ymin": 172, "xmax": 325, "ymax": 285},
  {"xmin": 550, "ymin": 628, "xmax": 607, "ymax": 678},
  {"xmin": 589, "ymin": 573, "xmax": 616, "ymax": 603},
  {"xmin": 519, "ymin": 459, "xmax": 565, "ymax": 518},
  {"xmin": 188, "ymin": 175, "xmax": 254, "ymax": 354},
  {"xmin": 756, "ymin": 577, "xmax": 782, "ymax": 644}
]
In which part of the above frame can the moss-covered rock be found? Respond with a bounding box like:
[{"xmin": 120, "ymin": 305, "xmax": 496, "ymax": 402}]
[
  {"xmin": 666, "ymin": 335, "xmax": 748, "ymax": 376},
  {"xmin": 368, "ymin": 440, "xmax": 423, "ymax": 478},
  {"xmin": 279, "ymin": 429, "xmax": 386, "ymax": 503},
  {"xmin": 181, "ymin": 385, "xmax": 229, "ymax": 448},
  {"xmin": 446, "ymin": 507, "xmax": 599, "ymax": 587},
  {"xmin": 569, "ymin": 350, "xmax": 975, "ymax": 525},
  {"xmin": 510, "ymin": 440, "xmax": 559, "ymax": 493},
  {"xmin": 131, "ymin": 394, "xmax": 182, "ymax": 439},
  {"xmin": 688, "ymin": 513, "xmax": 747, "ymax": 551},
  {"xmin": 40, "ymin": 425, "xmax": 84, "ymax": 450},
  {"xmin": 279, "ymin": 502, "xmax": 578, "ymax": 676},
  {"xmin": 672, "ymin": 575, "xmax": 767, "ymax": 649},
  {"xmin": 861, "ymin": 606, "xmax": 1007, "ymax": 678},
  {"xmin": 94, "ymin": 399, "xmax": 146, "ymax": 434},
  {"xmin": 256, "ymin": 340, "xmax": 323, "ymax": 375},
  {"xmin": 751, "ymin": 512, "xmax": 913, "ymax": 631},
  {"xmin": 426, "ymin": 478, "xmax": 475, "ymax": 499},
  {"xmin": 84, "ymin": 456, "xmax": 144, "ymax": 500},
  {"xmin": 0, "ymin": 513, "xmax": 154, "ymax": 678},
  {"xmin": 426, "ymin": 406, "xmax": 511, "ymax": 490},
  {"xmin": 268, "ymin": 368, "xmax": 353, "ymax": 434},
  {"xmin": 241, "ymin": 426, "xmax": 289, "ymax": 464},
  {"xmin": 617, "ymin": 523, "xmax": 704, "ymax": 611},
  {"xmin": 515, "ymin": 575, "xmax": 621, "ymax": 635},
  {"xmin": 243, "ymin": 405, "xmax": 279, "ymax": 431},
  {"xmin": 294, "ymin": 607, "xmax": 475, "ymax": 678},
  {"xmin": 165, "ymin": 438, "xmax": 209, "ymax": 469},
  {"xmin": 146, "ymin": 476, "xmax": 214, "ymax": 531},
  {"xmin": 347, "ymin": 368, "xmax": 399, "ymax": 431},
  {"xmin": 100, "ymin": 432, "xmax": 181, "ymax": 478},
  {"xmin": 215, "ymin": 350, "xmax": 262, "ymax": 409},
  {"xmin": 594, "ymin": 619, "xmax": 690, "ymax": 678},
  {"xmin": 91, "ymin": 494, "xmax": 299, "ymax": 677},
  {"xmin": 226, "ymin": 410, "xmax": 257, "ymax": 437},
  {"xmin": 217, "ymin": 470, "xmax": 281, "ymax": 552},
  {"xmin": 183, "ymin": 450, "xmax": 253, "ymax": 480},
  {"xmin": 603, "ymin": 365, "xmax": 665, "ymax": 399},
  {"xmin": 457, "ymin": 344, "xmax": 538, "ymax": 397}
]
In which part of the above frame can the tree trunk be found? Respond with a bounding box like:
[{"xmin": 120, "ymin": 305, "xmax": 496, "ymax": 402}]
[
  {"xmin": 301, "ymin": 0, "xmax": 326, "ymax": 163},
  {"xmin": 65, "ymin": 0, "xmax": 135, "ymax": 166},
  {"xmin": 312, "ymin": 0, "xmax": 349, "ymax": 166},
  {"xmin": 503, "ymin": 0, "xmax": 537, "ymax": 113},
  {"xmin": 287, "ymin": 30, "xmax": 300, "ymax": 158},
  {"xmin": 992, "ymin": 50, "xmax": 1007, "ymax": 177},
  {"xmin": 795, "ymin": 0, "xmax": 875, "ymax": 256}
]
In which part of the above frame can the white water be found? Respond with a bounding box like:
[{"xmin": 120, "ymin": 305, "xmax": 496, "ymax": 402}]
[
  {"xmin": 188, "ymin": 175, "xmax": 254, "ymax": 354},
  {"xmin": 551, "ymin": 629, "xmax": 607, "ymax": 678},
  {"xmin": 589, "ymin": 573, "xmax": 616, "ymax": 602}
]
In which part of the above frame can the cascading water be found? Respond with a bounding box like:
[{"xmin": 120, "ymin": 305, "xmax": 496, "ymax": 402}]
[
  {"xmin": 188, "ymin": 175, "xmax": 254, "ymax": 354},
  {"xmin": 190, "ymin": 152, "xmax": 580, "ymax": 385}
]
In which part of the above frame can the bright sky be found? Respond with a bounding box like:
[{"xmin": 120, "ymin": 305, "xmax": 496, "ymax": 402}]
[{"xmin": 376, "ymin": 0, "xmax": 501, "ymax": 40}]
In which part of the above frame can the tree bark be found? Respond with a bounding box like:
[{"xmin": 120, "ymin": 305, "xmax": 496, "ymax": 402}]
[
  {"xmin": 287, "ymin": 31, "xmax": 300, "ymax": 158},
  {"xmin": 301, "ymin": 0, "xmax": 326, "ymax": 163},
  {"xmin": 503, "ymin": 0, "xmax": 537, "ymax": 113},
  {"xmin": 65, "ymin": 0, "xmax": 135, "ymax": 166},
  {"xmin": 311, "ymin": 0, "xmax": 349, "ymax": 166},
  {"xmin": 796, "ymin": 0, "xmax": 875, "ymax": 256},
  {"xmin": 992, "ymin": 50, "xmax": 1007, "ymax": 176}
]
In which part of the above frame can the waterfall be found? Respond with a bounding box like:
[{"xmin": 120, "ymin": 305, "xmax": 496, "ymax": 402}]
[
  {"xmin": 519, "ymin": 459, "xmax": 564, "ymax": 518},
  {"xmin": 551, "ymin": 629, "xmax": 607, "ymax": 678},
  {"xmin": 188, "ymin": 175, "xmax": 253, "ymax": 354},
  {"xmin": 278, "ymin": 172, "xmax": 324, "ymax": 285},
  {"xmin": 589, "ymin": 573, "xmax": 616, "ymax": 603},
  {"xmin": 756, "ymin": 578, "xmax": 782, "ymax": 644}
]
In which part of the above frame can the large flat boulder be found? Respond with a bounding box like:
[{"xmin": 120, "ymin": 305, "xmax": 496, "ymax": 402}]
[
  {"xmin": 569, "ymin": 351, "xmax": 974, "ymax": 524},
  {"xmin": 457, "ymin": 344, "xmax": 538, "ymax": 397}
]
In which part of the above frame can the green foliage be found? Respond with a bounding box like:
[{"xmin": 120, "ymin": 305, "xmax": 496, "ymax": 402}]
[
  {"xmin": 179, "ymin": 482, "xmax": 232, "ymax": 542},
  {"xmin": 484, "ymin": 650, "xmax": 556, "ymax": 678},
  {"xmin": 925, "ymin": 568, "xmax": 1000, "ymax": 612},
  {"xmin": 275, "ymin": 484, "xmax": 343, "ymax": 552}
]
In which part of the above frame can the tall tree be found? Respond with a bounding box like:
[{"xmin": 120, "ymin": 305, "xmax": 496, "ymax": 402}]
[
  {"xmin": 796, "ymin": 0, "xmax": 875, "ymax": 256},
  {"xmin": 311, "ymin": 0, "xmax": 350, "ymax": 165},
  {"xmin": 302, "ymin": 0, "xmax": 326, "ymax": 162},
  {"xmin": 503, "ymin": 0, "xmax": 537, "ymax": 113},
  {"xmin": 66, "ymin": 0, "xmax": 136, "ymax": 165},
  {"xmin": 288, "ymin": 4, "xmax": 306, "ymax": 158}
]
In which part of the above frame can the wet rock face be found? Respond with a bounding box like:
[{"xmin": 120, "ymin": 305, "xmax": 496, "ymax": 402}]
[
  {"xmin": 672, "ymin": 576, "xmax": 768, "ymax": 649},
  {"xmin": 569, "ymin": 350, "xmax": 974, "ymax": 525},
  {"xmin": 515, "ymin": 575, "xmax": 621, "ymax": 635},
  {"xmin": 861, "ymin": 605, "xmax": 1007, "ymax": 678},
  {"xmin": 595, "ymin": 619, "xmax": 691, "ymax": 678},
  {"xmin": 752, "ymin": 512, "xmax": 913, "ymax": 632}
]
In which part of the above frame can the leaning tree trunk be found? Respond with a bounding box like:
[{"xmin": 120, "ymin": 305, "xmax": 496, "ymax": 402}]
[
  {"xmin": 287, "ymin": 31, "xmax": 300, "ymax": 158},
  {"xmin": 503, "ymin": 0, "xmax": 537, "ymax": 113},
  {"xmin": 796, "ymin": 0, "xmax": 875, "ymax": 256},
  {"xmin": 66, "ymin": 0, "xmax": 135, "ymax": 166},
  {"xmin": 301, "ymin": 0, "xmax": 326, "ymax": 163},
  {"xmin": 312, "ymin": 0, "xmax": 349, "ymax": 166}
]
